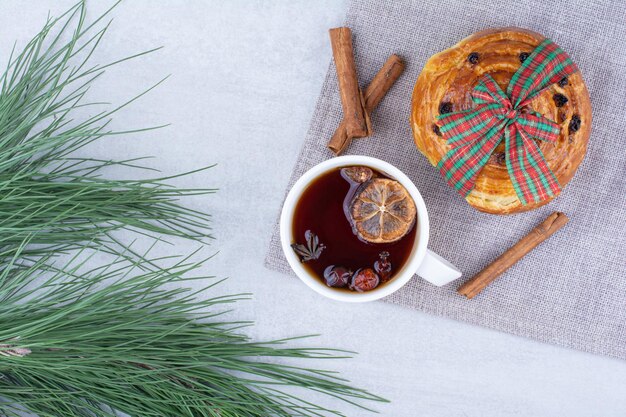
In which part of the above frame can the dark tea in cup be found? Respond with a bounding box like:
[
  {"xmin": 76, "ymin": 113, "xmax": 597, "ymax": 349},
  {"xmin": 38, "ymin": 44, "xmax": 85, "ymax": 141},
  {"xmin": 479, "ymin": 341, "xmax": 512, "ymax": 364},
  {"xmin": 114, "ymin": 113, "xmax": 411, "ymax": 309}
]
[{"xmin": 291, "ymin": 166, "xmax": 417, "ymax": 292}]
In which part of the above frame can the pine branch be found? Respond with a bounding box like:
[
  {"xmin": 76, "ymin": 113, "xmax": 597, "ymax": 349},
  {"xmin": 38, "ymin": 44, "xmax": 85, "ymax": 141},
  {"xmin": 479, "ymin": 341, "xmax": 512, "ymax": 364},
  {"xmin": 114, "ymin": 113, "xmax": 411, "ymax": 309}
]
[
  {"xmin": 0, "ymin": 247, "xmax": 386, "ymax": 417},
  {"xmin": 0, "ymin": 1, "xmax": 213, "ymax": 264}
]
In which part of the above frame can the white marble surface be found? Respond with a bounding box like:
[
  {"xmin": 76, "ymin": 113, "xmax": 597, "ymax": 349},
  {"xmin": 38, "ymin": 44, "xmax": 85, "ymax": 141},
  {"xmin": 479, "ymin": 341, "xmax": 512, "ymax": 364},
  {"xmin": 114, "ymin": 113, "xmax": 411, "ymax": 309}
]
[{"xmin": 3, "ymin": 1, "xmax": 626, "ymax": 416}]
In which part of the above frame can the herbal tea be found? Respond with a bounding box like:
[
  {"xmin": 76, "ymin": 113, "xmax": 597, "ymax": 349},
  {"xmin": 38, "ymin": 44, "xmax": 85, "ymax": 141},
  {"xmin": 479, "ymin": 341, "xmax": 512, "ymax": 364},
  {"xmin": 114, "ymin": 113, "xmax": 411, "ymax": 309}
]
[{"xmin": 291, "ymin": 166, "xmax": 417, "ymax": 292}]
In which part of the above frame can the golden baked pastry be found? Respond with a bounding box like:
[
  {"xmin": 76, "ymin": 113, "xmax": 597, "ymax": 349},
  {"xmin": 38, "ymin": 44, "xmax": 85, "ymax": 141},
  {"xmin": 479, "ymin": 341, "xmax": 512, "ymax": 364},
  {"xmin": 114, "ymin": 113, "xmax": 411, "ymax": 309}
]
[{"xmin": 410, "ymin": 28, "xmax": 591, "ymax": 214}]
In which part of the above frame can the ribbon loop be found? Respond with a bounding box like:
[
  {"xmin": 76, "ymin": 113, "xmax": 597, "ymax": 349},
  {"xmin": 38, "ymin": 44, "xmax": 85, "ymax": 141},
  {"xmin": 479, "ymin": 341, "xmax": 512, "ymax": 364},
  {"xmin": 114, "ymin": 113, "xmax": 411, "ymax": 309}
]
[{"xmin": 436, "ymin": 38, "xmax": 577, "ymax": 204}]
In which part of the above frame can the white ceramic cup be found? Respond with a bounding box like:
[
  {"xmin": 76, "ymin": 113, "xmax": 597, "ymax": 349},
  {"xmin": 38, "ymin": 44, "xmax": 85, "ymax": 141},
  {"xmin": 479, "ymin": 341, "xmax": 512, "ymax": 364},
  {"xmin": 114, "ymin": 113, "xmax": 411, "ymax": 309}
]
[{"xmin": 280, "ymin": 155, "xmax": 461, "ymax": 302}]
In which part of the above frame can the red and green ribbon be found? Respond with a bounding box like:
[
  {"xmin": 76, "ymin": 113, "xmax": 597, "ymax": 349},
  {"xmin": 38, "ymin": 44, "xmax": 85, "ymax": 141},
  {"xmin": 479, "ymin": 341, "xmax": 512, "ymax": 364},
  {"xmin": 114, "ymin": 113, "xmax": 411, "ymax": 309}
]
[{"xmin": 436, "ymin": 39, "xmax": 577, "ymax": 205}]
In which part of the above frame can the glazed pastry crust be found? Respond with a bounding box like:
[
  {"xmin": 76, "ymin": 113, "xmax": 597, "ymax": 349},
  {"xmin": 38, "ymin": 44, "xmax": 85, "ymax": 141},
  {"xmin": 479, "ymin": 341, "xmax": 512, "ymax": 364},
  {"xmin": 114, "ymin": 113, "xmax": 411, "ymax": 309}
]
[{"xmin": 410, "ymin": 28, "xmax": 592, "ymax": 214}]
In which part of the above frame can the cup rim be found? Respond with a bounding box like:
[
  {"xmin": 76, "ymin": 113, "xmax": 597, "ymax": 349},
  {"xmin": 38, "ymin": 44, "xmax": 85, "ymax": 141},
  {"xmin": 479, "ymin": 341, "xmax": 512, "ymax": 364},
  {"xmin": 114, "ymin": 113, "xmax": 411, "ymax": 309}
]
[{"xmin": 279, "ymin": 155, "xmax": 429, "ymax": 302}]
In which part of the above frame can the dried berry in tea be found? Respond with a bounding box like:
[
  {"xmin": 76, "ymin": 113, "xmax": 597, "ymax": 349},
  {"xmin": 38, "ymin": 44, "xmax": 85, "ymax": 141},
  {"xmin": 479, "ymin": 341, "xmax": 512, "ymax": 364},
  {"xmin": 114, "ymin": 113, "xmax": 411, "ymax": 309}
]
[
  {"xmin": 467, "ymin": 52, "xmax": 480, "ymax": 64},
  {"xmin": 350, "ymin": 268, "xmax": 380, "ymax": 292},
  {"xmin": 323, "ymin": 265, "xmax": 351, "ymax": 288}
]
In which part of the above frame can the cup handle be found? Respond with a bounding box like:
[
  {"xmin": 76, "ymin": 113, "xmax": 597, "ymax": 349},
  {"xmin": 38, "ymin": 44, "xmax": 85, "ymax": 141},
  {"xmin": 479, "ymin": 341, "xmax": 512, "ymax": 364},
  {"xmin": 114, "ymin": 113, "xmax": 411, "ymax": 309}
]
[{"xmin": 416, "ymin": 249, "xmax": 462, "ymax": 286}]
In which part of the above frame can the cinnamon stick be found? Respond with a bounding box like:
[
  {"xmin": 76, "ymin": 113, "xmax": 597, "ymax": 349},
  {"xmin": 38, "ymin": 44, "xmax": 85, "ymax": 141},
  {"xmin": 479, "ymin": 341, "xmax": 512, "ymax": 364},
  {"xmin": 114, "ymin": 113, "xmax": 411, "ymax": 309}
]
[
  {"xmin": 328, "ymin": 54, "xmax": 405, "ymax": 155},
  {"xmin": 329, "ymin": 27, "xmax": 371, "ymax": 139},
  {"xmin": 457, "ymin": 211, "xmax": 569, "ymax": 299}
]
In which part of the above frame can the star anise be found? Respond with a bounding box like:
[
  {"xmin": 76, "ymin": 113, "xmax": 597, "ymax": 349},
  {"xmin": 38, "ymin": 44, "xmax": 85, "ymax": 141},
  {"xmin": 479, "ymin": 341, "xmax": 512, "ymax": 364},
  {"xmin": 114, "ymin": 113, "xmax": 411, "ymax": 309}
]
[{"xmin": 291, "ymin": 230, "xmax": 326, "ymax": 263}]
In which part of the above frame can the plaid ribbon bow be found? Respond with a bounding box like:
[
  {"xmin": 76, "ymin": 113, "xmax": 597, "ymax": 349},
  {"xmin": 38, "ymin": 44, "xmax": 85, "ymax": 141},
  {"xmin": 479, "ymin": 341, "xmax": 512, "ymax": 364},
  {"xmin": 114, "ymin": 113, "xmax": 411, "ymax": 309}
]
[{"xmin": 437, "ymin": 39, "xmax": 577, "ymax": 205}]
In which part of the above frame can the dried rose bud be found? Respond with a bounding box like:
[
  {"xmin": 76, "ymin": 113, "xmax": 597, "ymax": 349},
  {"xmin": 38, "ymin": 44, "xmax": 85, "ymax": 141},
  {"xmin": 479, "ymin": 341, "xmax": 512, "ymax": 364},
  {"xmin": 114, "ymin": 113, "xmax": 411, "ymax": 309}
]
[{"xmin": 374, "ymin": 251, "xmax": 392, "ymax": 282}]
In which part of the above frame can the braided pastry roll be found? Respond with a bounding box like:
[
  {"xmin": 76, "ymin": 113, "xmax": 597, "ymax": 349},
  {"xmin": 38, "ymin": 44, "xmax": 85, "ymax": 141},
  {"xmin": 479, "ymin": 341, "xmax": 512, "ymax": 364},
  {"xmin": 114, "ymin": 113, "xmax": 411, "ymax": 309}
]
[{"xmin": 410, "ymin": 28, "xmax": 591, "ymax": 214}]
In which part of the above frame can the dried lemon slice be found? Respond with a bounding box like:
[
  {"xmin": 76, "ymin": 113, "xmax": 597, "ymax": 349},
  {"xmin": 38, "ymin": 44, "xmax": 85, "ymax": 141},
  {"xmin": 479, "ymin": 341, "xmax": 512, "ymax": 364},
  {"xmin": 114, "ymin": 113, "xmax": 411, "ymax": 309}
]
[{"xmin": 350, "ymin": 178, "xmax": 416, "ymax": 244}]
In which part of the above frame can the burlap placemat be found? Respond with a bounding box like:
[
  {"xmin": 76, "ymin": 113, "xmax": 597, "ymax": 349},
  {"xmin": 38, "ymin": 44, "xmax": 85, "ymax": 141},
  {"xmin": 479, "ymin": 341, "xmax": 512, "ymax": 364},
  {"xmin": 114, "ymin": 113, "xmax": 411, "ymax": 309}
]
[{"xmin": 266, "ymin": 0, "xmax": 626, "ymax": 359}]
